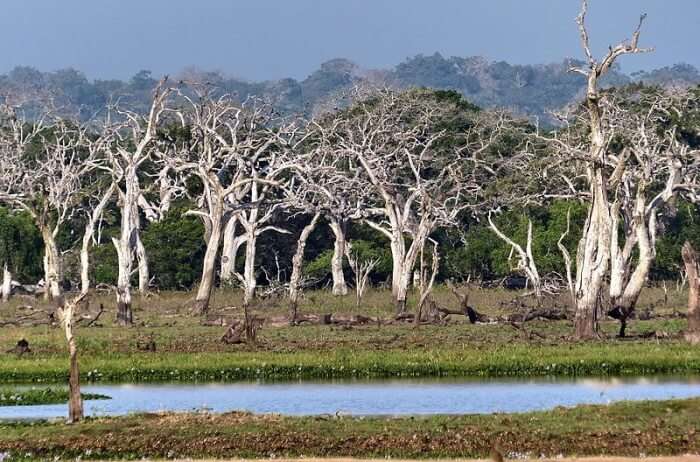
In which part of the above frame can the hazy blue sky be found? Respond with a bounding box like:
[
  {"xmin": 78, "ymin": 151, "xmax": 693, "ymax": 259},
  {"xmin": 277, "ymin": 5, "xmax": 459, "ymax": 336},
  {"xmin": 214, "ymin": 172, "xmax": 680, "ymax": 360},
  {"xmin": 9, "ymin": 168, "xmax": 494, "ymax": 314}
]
[{"xmin": 1, "ymin": 1, "xmax": 698, "ymax": 81}]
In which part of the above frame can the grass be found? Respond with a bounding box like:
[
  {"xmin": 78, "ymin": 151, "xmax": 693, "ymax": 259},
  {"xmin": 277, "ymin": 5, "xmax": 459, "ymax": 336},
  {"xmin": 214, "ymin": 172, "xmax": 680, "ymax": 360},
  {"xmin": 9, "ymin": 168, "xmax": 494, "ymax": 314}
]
[
  {"xmin": 0, "ymin": 387, "xmax": 110, "ymax": 406},
  {"xmin": 0, "ymin": 286, "xmax": 698, "ymax": 383},
  {"xmin": 0, "ymin": 398, "xmax": 698, "ymax": 460}
]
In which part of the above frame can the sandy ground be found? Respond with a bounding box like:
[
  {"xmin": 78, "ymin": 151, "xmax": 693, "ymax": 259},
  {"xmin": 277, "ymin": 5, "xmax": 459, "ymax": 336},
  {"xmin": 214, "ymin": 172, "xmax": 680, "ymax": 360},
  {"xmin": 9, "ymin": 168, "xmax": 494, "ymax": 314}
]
[{"xmin": 150, "ymin": 457, "xmax": 700, "ymax": 462}]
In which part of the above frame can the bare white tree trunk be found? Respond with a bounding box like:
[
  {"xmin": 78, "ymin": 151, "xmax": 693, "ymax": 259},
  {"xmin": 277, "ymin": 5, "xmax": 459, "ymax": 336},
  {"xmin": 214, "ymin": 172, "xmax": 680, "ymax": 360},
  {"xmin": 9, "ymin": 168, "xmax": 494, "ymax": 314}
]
[
  {"xmin": 328, "ymin": 218, "xmax": 348, "ymax": 296},
  {"xmin": 41, "ymin": 227, "xmax": 63, "ymax": 302},
  {"xmin": 113, "ymin": 170, "xmax": 138, "ymax": 326},
  {"xmin": 220, "ymin": 215, "xmax": 240, "ymax": 285},
  {"xmin": 80, "ymin": 184, "xmax": 114, "ymax": 294},
  {"xmin": 194, "ymin": 202, "xmax": 225, "ymax": 315},
  {"xmin": 2, "ymin": 263, "xmax": 11, "ymax": 303},
  {"xmin": 136, "ymin": 236, "xmax": 149, "ymax": 293},
  {"xmin": 289, "ymin": 212, "xmax": 321, "ymax": 322},
  {"xmin": 242, "ymin": 231, "xmax": 257, "ymax": 309}
]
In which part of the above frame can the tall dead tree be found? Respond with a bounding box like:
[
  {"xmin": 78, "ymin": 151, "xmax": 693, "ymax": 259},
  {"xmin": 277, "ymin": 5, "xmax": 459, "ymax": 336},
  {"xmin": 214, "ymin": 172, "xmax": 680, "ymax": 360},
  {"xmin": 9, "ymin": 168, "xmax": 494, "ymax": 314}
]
[
  {"xmin": 166, "ymin": 90, "xmax": 286, "ymax": 315},
  {"xmin": 102, "ymin": 80, "xmax": 172, "ymax": 325},
  {"xmin": 0, "ymin": 108, "xmax": 97, "ymax": 302},
  {"xmin": 539, "ymin": 0, "xmax": 653, "ymax": 338}
]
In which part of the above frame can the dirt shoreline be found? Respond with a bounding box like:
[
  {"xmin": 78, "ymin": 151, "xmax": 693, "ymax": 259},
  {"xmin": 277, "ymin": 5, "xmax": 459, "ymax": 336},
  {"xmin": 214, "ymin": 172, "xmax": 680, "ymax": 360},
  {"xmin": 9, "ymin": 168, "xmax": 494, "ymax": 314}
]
[{"xmin": 158, "ymin": 457, "xmax": 700, "ymax": 462}]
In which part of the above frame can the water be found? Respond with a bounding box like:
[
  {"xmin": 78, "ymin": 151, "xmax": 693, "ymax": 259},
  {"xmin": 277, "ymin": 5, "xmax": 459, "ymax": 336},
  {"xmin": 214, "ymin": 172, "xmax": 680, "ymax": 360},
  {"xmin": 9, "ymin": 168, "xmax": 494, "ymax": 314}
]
[{"xmin": 1, "ymin": 376, "xmax": 699, "ymax": 420}]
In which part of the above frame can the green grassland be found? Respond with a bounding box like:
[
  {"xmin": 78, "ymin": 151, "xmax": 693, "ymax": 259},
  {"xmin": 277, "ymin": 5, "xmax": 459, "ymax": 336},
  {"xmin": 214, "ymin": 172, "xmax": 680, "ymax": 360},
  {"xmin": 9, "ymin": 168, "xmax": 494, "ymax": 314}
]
[{"xmin": 0, "ymin": 286, "xmax": 697, "ymax": 383}]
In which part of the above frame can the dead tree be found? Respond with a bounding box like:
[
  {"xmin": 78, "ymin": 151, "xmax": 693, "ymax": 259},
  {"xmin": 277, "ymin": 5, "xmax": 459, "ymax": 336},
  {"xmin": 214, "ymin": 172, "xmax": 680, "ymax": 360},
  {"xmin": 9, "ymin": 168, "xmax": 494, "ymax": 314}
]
[
  {"xmin": 603, "ymin": 90, "xmax": 699, "ymax": 337},
  {"xmin": 346, "ymin": 245, "xmax": 379, "ymax": 309},
  {"xmin": 165, "ymin": 89, "xmax": 289, "ymax": 315},
  {"xmin": 682, "ymin": 242, "xmax": 700, "ymax": 345},
  {"xmin": 534, "ymin": 0, "xmax": 652, "ymax": 339},
  {"xmin": 102, "ymin": 79, "xmax": 172, "ymax": 325},
  {"xmin": 334, "ymin": 89, "xmax": 484, "ymax": 315},
  {"xmin": 0, "ymin": 107, "xmax": 97, "ymax": 304},
  {"xmin": 487, "ymin": 211, "xmax": 542, "ymax": 301}
]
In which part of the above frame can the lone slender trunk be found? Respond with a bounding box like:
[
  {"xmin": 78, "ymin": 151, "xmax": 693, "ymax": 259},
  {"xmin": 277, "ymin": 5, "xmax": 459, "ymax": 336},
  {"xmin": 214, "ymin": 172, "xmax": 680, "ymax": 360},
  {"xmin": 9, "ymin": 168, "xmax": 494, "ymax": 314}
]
[
  {"xmin": 682, "ymin": 241, "xmax": 700, "ymax": 345},
  {"xmin": 194, "ymin": 207, "xmax": 224, "ymax": 315},
  {"xmin": 67, "ymin": 331, "xmax": 83, "ymax": 422},
  {"xmin": 329, "ymin": 219, "xmax": 348, "ymax": 296},
  {"xmin": 2, "ymin": 263, "xmax": 11, "ymax": 303},
  {"xmin": 58, "ymin": 295, "xmax": 84, "ymax": 423},
  {"xmin": 289, "ymin": 213, "xmax": 321, "ymax": 323}
]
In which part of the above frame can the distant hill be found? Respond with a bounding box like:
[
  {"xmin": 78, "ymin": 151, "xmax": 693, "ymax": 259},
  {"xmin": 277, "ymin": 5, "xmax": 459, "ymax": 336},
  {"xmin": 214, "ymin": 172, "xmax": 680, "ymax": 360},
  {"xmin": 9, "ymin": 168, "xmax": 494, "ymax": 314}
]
[{"xmin": 1, "ymin": 54, "xmax": 698, "ymax": 122}]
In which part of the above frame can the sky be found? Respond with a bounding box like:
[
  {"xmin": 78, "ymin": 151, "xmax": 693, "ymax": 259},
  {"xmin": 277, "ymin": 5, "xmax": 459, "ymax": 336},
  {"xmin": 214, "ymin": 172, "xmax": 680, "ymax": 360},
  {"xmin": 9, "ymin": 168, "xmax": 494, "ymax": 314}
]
[{"xmin": 1, "ymin": 1, "xmax": 698, "ymax": 82}]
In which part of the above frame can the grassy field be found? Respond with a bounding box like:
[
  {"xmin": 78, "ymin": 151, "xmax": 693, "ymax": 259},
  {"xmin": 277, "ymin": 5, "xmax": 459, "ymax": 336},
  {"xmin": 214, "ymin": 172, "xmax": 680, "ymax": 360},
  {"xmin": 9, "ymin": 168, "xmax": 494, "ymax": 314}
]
[
  {"xmin": 0, "ymin": 286, "xmax": 697, "ymax": 383},
  {"xmin": 0, "ymin": 398, "xmax": 697, "ymax": 460}
]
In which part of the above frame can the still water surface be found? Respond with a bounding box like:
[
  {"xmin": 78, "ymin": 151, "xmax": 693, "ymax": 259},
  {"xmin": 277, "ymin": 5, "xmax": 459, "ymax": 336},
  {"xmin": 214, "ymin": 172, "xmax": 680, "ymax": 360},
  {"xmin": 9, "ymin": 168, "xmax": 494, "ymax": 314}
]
[{"xmin": 1, "ymin": 376, "xmax": 699, "ymax": 420}]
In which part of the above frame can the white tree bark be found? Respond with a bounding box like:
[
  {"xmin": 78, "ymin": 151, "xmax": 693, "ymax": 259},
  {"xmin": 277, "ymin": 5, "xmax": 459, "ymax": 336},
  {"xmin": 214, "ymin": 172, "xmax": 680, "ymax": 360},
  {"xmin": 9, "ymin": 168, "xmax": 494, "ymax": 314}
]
[
  {"xmin": 488, "ymin": 212, "xmax": 542, "ymax": 300},
  {"xmin": 193, "ymin": 199, "xmax": 225, "ymax": 314},
  {"xmin": 328, "ymin": 218, "xmax": 349, "ymax": 296},
  {"xmin": 219, "ymin": 214, "xmax": 240, "ymax": 285},
  {"xmin": 289, "ymin": 212, "xmax": 321, "ymax": 322},
  {"xmin": 2, "ymin": 263, "xmax": 11, "ymax": 303},
  {"xmin": 41, "ymin": 226, "xmax": 62, "ymax": 302},
  {"xmin": 80, "ymin": 184, "xmax": 115, "ymax": 294}
]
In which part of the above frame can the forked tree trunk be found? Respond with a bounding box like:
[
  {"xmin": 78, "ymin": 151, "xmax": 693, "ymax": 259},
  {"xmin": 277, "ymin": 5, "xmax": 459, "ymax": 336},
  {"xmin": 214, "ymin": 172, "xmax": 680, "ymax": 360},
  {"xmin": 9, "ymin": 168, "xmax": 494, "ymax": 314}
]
[
  {"xmin": 289, "ymin": 213, "xmax": 321, "ymax": 323},
  {"xmin": 682, "ymin": 241, "xmax": 700, "ymax": 345},
  {"xmin": 194, "ymin": 206, "xmax": 224, "ymax": 315},
  {"xmin": 393, "ymin": 219, "xmax": 433, "ymax": 315},
  {"xmin": 2, "ymin": 264, "xmax": 11, "ymax": 303},
  {"xmin": 609, "ymin": 225, "xmax": 655, "ymax": 337},
  {"xmin": 329, "ymin": 219, "xmax": 348, "ymax": 296}
]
